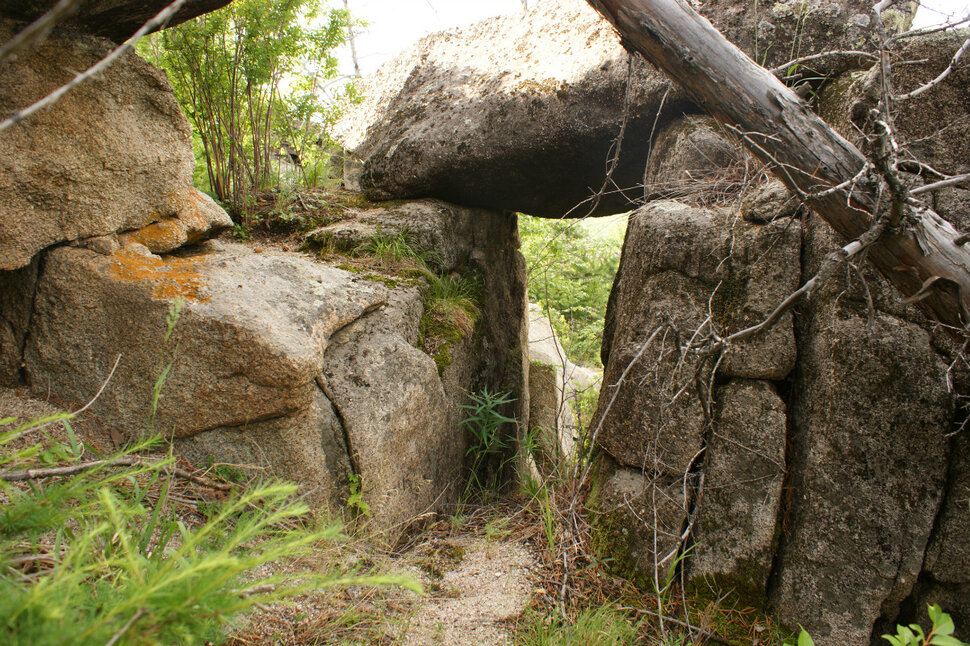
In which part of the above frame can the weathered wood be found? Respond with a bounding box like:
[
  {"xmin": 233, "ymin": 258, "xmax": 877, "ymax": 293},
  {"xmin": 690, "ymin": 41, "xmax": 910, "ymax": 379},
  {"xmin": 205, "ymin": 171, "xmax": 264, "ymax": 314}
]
[
  {"xmin": 0, "ymin": 0, "xmax": 234, "ymax": 43},
  {"xmin": 585, "ymin": 0, "xmax": 970, "ymax": 330}
]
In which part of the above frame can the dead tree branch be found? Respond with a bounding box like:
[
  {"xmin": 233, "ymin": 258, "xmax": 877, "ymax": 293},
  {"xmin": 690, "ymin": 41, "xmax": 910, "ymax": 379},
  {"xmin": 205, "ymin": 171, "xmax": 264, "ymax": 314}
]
[
  {"xmin": 584, "ymin": 0, "xmax": 970, "ymax": 332},
  {"xmin": 0, "ymin": 455, "xmax": 233, "ymax": 490},
  {"xmin": 896, "ymin": 33, "xmax": 970, "ymax": 101},
  {"xmin": 0, "ymin": 0, "xmax": 187, "ymax": 133}
]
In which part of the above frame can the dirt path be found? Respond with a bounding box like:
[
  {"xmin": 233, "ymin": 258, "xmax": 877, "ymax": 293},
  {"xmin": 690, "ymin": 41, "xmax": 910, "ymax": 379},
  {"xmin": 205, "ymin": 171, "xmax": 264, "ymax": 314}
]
[{"xmin": 398, "ymin": 535, "xmax": 535, "ymax": 645}]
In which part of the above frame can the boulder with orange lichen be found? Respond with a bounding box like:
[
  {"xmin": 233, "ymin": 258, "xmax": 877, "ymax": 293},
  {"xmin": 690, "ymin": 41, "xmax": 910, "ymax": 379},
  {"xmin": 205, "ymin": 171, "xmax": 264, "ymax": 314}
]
[
  {"xmin": 0, "ymin": 19, "xmax": 230, "ymax": 271},
  {"xmin": 17, "ymin": 197, "xmax": 528, "ymax": 531},
  {"xmin": 24, "ymin": 242, "xmax": 389, "ymax": 439}
]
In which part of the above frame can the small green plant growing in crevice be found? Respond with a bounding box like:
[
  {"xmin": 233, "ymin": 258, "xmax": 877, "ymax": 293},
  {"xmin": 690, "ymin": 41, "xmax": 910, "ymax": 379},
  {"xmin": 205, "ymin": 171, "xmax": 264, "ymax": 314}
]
[
  {"xmin": 419, "ymin": 273, "xmax": 482, "ymax": 375},
  {"xmin": 882, "ymin": 604, "xmax": 969, "ymax": 646},
  {"xmin": 460, "ymin": 388, "xmax": 518, "ymax": 504},
  {"xmin": 790, "ymin": 605, "xmax": 968, "ymax": 646},
  {"xmin": 346, "ymin": 472, "xmax": 371, "ymax": 518},
  {"xmin": 353, "ymin": 228, "xmax": 429, "ymax": 267},
  {"xmin": 148, "ymin": 297, "xmax": 184, "ymax": 433}
]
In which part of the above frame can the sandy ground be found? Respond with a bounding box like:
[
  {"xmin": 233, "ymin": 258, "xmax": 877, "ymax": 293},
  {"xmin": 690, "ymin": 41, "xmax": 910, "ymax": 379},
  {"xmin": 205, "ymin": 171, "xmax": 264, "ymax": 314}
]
[{"xmin": 398, "ymin": 534, "xmax": 534, "ymax": 645}]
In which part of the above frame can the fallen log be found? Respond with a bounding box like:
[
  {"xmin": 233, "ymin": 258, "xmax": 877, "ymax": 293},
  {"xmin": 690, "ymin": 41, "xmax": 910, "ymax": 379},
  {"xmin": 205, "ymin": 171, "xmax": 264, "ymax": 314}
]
[{"xmin": 585, "ymin": 0, "xmax": 970, "ymax": 330}]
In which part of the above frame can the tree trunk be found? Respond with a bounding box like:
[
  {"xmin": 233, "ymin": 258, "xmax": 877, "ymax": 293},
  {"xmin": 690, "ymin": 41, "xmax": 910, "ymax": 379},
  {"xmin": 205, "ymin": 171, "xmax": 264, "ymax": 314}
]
[
  {"xmin": 343, "ymin": 0, "xmax": 361, "ymax": 77},
  {"xmin": 584, "ymin": 0, "xmax": 970, "ymax": 331}
]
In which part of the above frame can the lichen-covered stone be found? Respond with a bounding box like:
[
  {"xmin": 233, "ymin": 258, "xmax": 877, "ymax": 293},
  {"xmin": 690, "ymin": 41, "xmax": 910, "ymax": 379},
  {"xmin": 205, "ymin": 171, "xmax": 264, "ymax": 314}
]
[
  {"xmin": 588, "ymin": 453, "xmax": 688, "ymax": 587},
  {"xmin": 690, "ymin": 379, "xmax": 786, "ymax": 608},
  {"xmin": 594, "ymin": 200, "xmax": 800, "ymax": 471},
  {"xmin": 117, "ymin": 189, "xmax": 231, "ymax": 255},
  {"xmin": 0, "ymin": 21, "xmax": 230, "ymax": 270},
  {"xmin": 25, "ymin": 243, "xmax": 389, "ymax": 438},
  {"xmin": 770, "ymin": 301, "xmax": 951, "ymax": 645}
]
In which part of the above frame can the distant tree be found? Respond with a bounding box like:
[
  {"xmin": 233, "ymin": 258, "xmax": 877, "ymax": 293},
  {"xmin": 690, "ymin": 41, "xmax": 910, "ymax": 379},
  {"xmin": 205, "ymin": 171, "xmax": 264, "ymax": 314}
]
[{"xmin": 141, "ymin": 0, "xmax": 348, "ymax": 218}]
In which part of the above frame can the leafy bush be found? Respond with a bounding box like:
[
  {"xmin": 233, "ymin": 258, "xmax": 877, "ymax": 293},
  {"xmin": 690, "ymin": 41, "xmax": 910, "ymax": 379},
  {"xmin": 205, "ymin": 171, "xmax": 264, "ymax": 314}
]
[
  {"xmin": 140, "ymin": 0, "xmax": 349, "ymax": 219},
  {"xmin": 519, "ymin": 215, "xmax": 624, "ymax": 368}
]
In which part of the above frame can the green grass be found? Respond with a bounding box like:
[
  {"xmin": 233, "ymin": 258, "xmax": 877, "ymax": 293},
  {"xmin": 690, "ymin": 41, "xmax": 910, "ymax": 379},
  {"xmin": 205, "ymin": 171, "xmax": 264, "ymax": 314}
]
[{"xmin": 515, "ymin": 607, "xmax": 642, "ymax": 646}]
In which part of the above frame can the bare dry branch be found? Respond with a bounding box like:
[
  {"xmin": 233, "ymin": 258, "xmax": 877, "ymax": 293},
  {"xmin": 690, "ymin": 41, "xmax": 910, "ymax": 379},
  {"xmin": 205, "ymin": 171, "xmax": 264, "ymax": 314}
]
[
  {"xmin": 0, "ymin": 455, "xmax": 233, "ymax": 490},
  {"xmin": 0, "ymin": 0, "xmax": 188, "ymax": 133},
  {"xmin": 911, "ymin": 171, "xmax": 970, "ymax": 196},
  {"xmin": 770, "ymin": 50, "xmax": 878, "ymax": 76},
  {"xmin": 0, "ymin": 0, "xmax": 82, "ymax": 65},
  {"xmin": 896, "ymin": 34, "xmax": 970, "ymax": 101}
]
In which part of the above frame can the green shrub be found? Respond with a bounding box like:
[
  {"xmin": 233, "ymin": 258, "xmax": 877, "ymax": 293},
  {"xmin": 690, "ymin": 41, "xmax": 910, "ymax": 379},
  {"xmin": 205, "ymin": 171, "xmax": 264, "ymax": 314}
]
[
  {"xmin": 0, "ymin": 414, "xmax": 415, "ymax": 645},
  {"xmin": 519, "ymin": 215, "xmax": 623, "ymax": 368}
]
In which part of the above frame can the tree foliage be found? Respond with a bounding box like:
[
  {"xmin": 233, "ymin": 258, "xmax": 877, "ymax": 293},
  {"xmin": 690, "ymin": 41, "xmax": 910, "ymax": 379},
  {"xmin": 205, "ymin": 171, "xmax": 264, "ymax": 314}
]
[
  {"xmin": 520, "ymin": 216, "xmax": 624, "ymax": 368},
  {"xmin": 141, "ymin": 0, "xmax": 348, "ymax": 219}
]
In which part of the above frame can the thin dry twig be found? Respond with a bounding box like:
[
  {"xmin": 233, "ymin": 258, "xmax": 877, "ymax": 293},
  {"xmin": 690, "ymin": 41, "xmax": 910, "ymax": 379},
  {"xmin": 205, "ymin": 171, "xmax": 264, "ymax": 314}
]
[
  {"xmin": 0, "ymin": 0, "xmax": 187, "ymax": 133},
  {"xmin": 0, "ymin": 455, "xmax": 233, "ymax": 490},
  {"xmin": 0, "ymin": 0, "xmax": 82, "ymax": 65},
  {"xmin": 104, "ymin": 609, "xmax": 146, "ymax": 646}
]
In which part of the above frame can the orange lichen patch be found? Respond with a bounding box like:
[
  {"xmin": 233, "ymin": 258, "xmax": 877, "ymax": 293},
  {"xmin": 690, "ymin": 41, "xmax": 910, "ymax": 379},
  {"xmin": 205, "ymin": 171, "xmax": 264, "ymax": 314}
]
[
  {"xmin": 120, "ymin": 217, "xmax": 188, "ymax": 253},
  {"xmin": 108, "ymin": 246, "xmax": 210, "ymax": 303}
]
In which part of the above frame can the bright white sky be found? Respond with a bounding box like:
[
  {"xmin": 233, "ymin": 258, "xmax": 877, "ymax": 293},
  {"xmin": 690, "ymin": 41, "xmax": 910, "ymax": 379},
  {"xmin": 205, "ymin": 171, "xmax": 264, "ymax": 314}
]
[
  {"xmin": 334, "ymin": 0, "xmax": 525, "ymax": 76},
  {"xmin": 333, "ymin": 0, "xmax": 970, "ymax": 77}
]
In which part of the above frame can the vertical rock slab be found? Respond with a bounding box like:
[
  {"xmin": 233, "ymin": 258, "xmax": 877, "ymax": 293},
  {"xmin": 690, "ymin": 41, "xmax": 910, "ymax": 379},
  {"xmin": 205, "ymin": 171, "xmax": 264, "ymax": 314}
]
[
  {"xmin": 527, "ymin": 304, "xmax": 599, "ymax": 472},
  {"xmin": 690, "ymin": 379, "xmax": 786, "ymax": 607},
  {"xmin": 322, "ymin": 287, "xmax": 457, "ymax": 533},
  {"xmin": 588, "ymin": 453, "xmax": 689, "ymax": 588},
  {"xmin": 0, "ymin": 259, "xmax": 38, "ymax": 386},
  {"xmin": 771, "ymin": 301, "xmax": 951, "ymax": 645},
  {"xmin": 904, "ymin": 430, "xmax": 970, "ymax": 638},
  {"xmin": 593, "ymin": 200, "xmax": 799, "ymax": 471}
]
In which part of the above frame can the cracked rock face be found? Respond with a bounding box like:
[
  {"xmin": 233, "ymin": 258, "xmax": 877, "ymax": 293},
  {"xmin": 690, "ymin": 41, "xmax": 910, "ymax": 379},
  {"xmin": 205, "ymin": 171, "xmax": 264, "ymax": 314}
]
[
  {"xmin": 594, "ymin": 198, "xmax": 800, "ymax": 472},
  {"xmin": 592, "ymin": 100, "xmax": 961, "ymax": 639},
  {"xmin": 25, "ymin": 242, "xmax": 389, "ymax": 439},
  {"xmin": 4, "ymin": 197, "xmax": 528, "ymax": 535},
  {"xmin": 772, "ymin": 300, "xmax": 951, "ymax": 644},
  {"xmin": 0, "ymin": 20, "xmax": 230, "ymax": 271}
]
